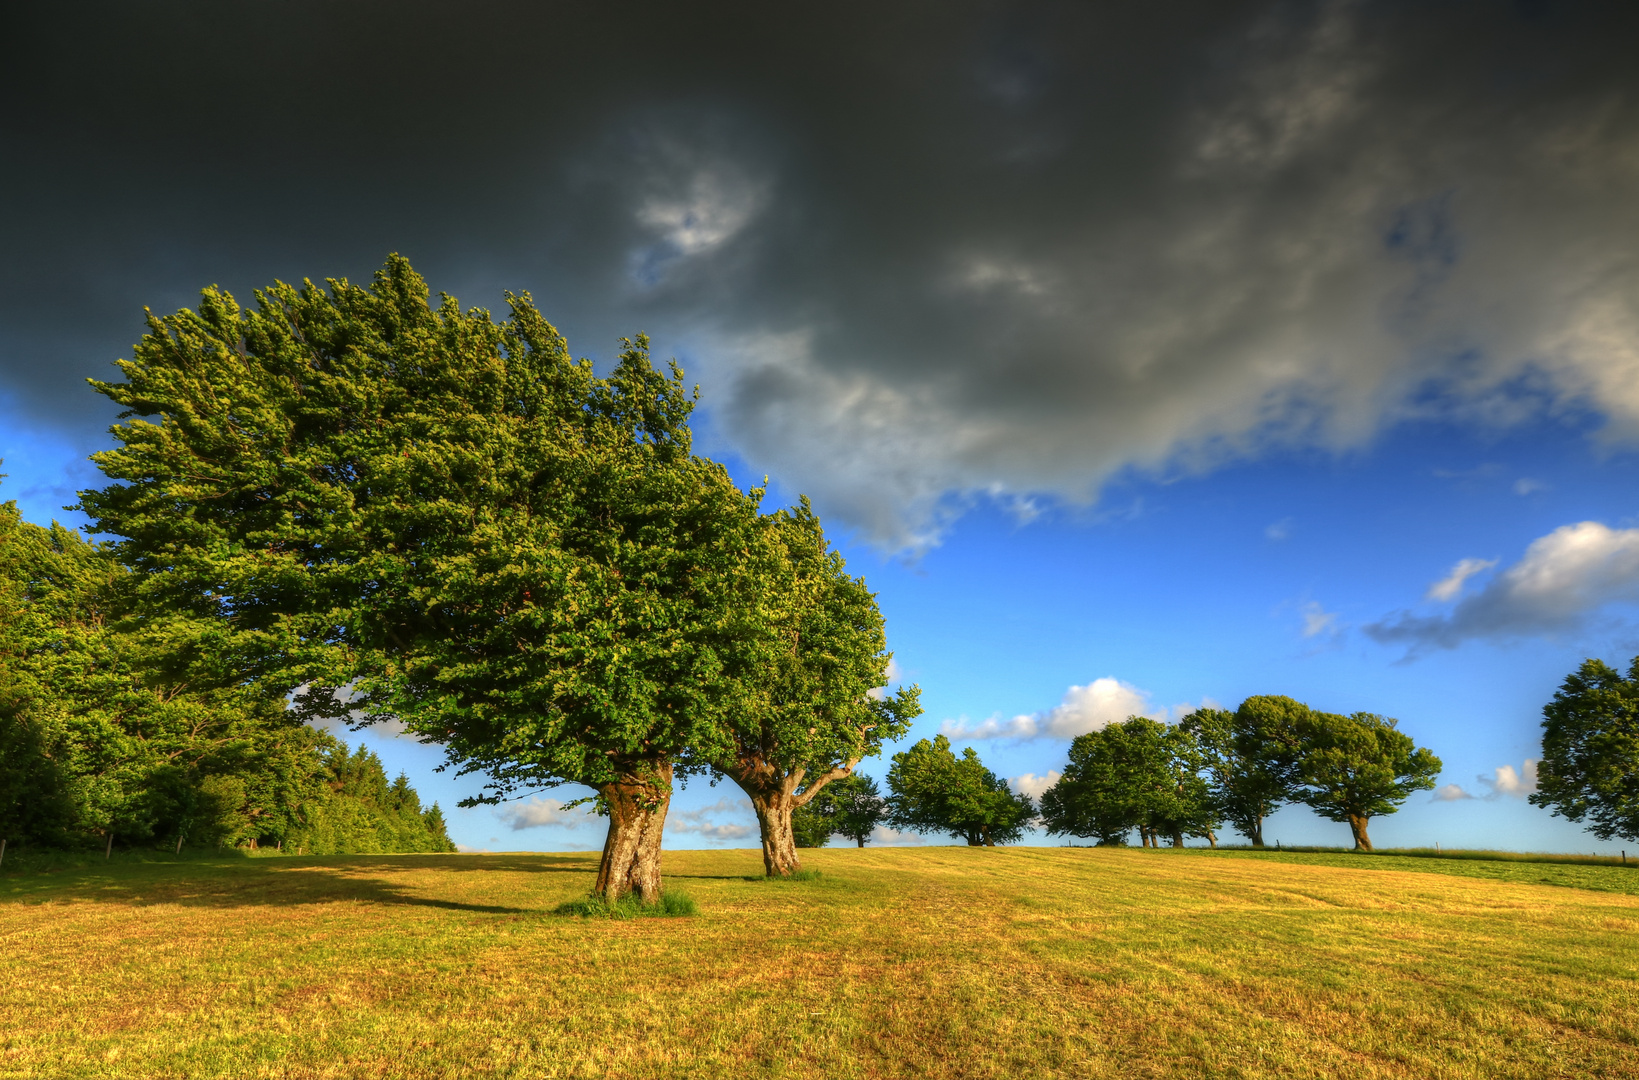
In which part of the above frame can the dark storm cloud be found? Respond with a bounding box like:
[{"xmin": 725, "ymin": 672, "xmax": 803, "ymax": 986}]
[{"xmin": 4, "ymin": 1, "xmax": 1638, "ymax": 546}]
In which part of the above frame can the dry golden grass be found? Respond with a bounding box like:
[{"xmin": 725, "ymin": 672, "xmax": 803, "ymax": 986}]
[{"xmin": 3, "ymin": 846, "xmax": 1638, "ymax": 1079}]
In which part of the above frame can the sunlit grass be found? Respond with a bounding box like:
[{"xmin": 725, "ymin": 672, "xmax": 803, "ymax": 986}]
[{"xmin": 4, "ymin": 845, "xmax": 1638, "ymax": 1078}]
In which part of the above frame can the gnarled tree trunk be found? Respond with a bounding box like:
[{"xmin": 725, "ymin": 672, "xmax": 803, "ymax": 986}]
[
  {"xmin": 595, "ymin": 759, "xmax": 673, "ymax": 902},
  {"xmin": 1249, "ymin": 817, "xmax": 1265, "ymax": 847},
  {"xmin": 748, "ymin": 789, "xmax": 802, "ymax": 877},
  {"xmin": 726, "ymin": 754, "xmax": 856, "ymax": 877},
  {"xmin": 1347, "ymin": 813, "xmax": 1372, "ymax": 851}
]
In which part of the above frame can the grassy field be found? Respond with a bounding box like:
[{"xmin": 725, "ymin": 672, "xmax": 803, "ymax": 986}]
[{"xmin": 4, "ymin": 847, "xmax": 1638, "ymax": 1079}]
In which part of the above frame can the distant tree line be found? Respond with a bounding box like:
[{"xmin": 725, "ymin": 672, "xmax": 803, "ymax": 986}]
[
  {"xmin": 0, "ymin": 498, "xmax": 454, "ymax": 856},
  {"xmin": 1039, "ymin": 696, "xmax": 1443, "ymax": 851}
]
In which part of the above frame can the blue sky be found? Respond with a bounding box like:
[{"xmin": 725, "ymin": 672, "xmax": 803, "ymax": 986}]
[{"xmin": 5, "ymin": 2, "xmax": 1639, "ymax": 855}]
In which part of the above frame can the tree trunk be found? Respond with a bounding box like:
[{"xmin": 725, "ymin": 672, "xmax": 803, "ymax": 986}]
[
  {"xmin": 1206, "ymin": 830, "xmax": 1217, "ymax": 849},
  {"xmin": 1347, "ymin": 814, "xmax": 1372, "ymax": 851},
  {"xmin": 748, "ymin": 789, "xmax": 802, "ymax": 877},
  {"xmin": 594, "ymin": 760, "xmax": 673, "ymax": 902},
  {"xmin": 1249, "ymin": 817, "xmax": 1265, "ymax": 847},
  {"xmin": 1170, "ymin": 830, "xmax": 1184, "ymax": 848},
  {"xmin": 856, "ymin": 836, "xmax": 865, "ymax": 848}
]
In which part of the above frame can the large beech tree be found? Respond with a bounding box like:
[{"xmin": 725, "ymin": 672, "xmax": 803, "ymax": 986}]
[
  {"xmin": 1292, "ymin": 710, "xmax": 1441, "ymax": 850},
  {"xmin": 80, "ymin": 256, "xmax": 764, "ymax": 900},
  {"xmin": 711, "ymin": 501, "xmax": 919, "ymax": 876},
  {"xmin": 1530, "ymin": 657, "xmax": 1639, "ymax": 842}
]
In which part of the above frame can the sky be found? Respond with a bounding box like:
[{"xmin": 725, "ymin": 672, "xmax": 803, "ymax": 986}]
[{"xmin": 5, "ymin": 0, "xmax": 1639, "ymax": 854}]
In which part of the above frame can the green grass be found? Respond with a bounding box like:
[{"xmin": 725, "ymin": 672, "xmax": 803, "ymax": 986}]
[
  {"xmin": 1188, "ymin": 844, "xmax": 1639, "ymax": 898},
  {"xmin": 4, "ymin": 846, "xmax": 1639, "ymax": 1078},
  {"xmin": 554, "ymin": 887, "xmax": 699, "ymax": 918}
]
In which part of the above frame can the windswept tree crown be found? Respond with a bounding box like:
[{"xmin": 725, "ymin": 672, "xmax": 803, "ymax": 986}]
[{"xmin": 80, "ymin": 255, "xmax": 766, "ymax": 798}]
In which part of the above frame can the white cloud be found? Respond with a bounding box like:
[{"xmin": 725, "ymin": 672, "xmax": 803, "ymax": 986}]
[
  {"xmin": 636, "ymin": 167, "xmax": 767, "ymax": 259},
  {"xmin": 1265, "ymin": 518, "xmax": 1293, "ymax": 541},
  {"xmin": 868, "ymin": 825, "xmax": 925, "ymax": 846},
  {"xmin": 867, "ymin": 656, "xmax": 906, "ymax": 701},
  {"xmin": 1010, "ymin": 771, "xmax": 1061, "ymax": 800},
  {"xmin": 1514, "ymin": 478, "xmax": 1548, "ymax": 496},
  {"xmin": 497, "ymin": 797, "xmax": 596, "ymax": 831},
  {"xmin": 1432, "ymin": 783, "xmax": 1473, "ymax": 801},
  {"xmin": 1478, "ymin": 760, "xmax": 1538, "ymax": 799},
  {"xmin": 943, "ymin": 677, "xmax": 1163, "ymax": 740},
  {"xmin": 1367, "ymin": 521, "xmax": 1639, "ymax": 649},
  {"xmin": 1301, "ymin": 601, "xmax": 1339, "ymax": 638},
  {"xmin": 1425, "ymin": 557, "xmax": 1498, "ymax": 602},
  {"xmin": 664, "ymin": 797, "xmax": 758, "ymax": 841}
]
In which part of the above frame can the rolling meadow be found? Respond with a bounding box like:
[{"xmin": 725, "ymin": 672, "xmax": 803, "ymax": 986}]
[{"xmin": 4, "ymin": 847, "xmax": 1638, "ymax": 1079}]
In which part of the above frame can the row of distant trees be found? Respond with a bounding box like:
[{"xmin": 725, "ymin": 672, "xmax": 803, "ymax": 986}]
[
  {"xmin": 793, "ymin": 660, "xmax": 1639, "ymax": 851},
  {"xmin": 1042, "ymin": 697, "xmax": 1441, "ymax": 851},
  {"xmin": 790, "ymin": 697, "xmax": 1442, "ymax": 852},
  {"xmin": 0, "ymin": 498, "xmax": 454, "ymax": 855}
]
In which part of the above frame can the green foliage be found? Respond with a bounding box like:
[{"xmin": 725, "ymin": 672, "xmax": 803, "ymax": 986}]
[
  {"xmin": 797, "ymin": 772, "xmax": 889, "ymax": 848},
  {"xmin": 288, "ymin": 741, "xmax": 457, "ymax": 855},
  {"xmin": 1039, "ymin": 717, "xmax": 1217, "ymax": 846},
  {"xmin": 790, "ymin": 800, "xmax": 835, "ymax": 848},
  {"xmin": 887, "ymin": 735, "xmax": 1035, "ymax": 845},
  {"xmin": 0, "ymin": 489, "xmax": 450, "ymax": 856},
  {"xmin": 80, "ymin": 255, "xmax": 769, "ymax": 812},
  {"xmin": 1292, "ymin": 710, "xmax": 1441, "ymax": 850},
  {"xmin": 1180, "ymin": 697, "xmax": 1308, "ymax": 846},
  {"xmin": 713, "ymin": 499, "xmax": 919, "ymax": 863},
  {"xmin": 1531, "ymin": 657, "xmax": 1639, "ymax": 842}
]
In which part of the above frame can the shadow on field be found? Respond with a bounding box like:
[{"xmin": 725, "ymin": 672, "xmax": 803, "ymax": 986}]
[{"xmin": 1, "ymin": 853, "xmax": 597, "ymax": 915}]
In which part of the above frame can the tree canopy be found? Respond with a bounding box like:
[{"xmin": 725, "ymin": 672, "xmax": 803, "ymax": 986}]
[
  {"xmin": 1292, "ymin": 710, "xmax": 1441, "ymax": 850},
  {"xmin": 0, "ymin": 490, "xmax": 450, "ymax": 855},
  {"xmin": 1039, "ymin": 717, "xmax": 1217, "ymax": 847},
  {"xmin": 711, "ymin": 500, "xmax": 918, "ymax": 875},
  {"xmin": 1180, "ymin": 698, "xmax": 1306, "ymax": 846},
  {"xmin": 79, "ymin": 256, "xmax": 780, "ymax": 898},
  {"xmin": 1531, "ymin": 657, "xmax": 1639, "ymax": 842},
  {"xmin": 886, "ymin": 735, "xmax": 1035, "ymax": 846}
]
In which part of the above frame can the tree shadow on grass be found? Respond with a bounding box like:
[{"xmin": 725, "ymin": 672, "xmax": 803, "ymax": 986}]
[{"xmin": 0, "ymin": 853, "xmax": 599, "ymax": 915}]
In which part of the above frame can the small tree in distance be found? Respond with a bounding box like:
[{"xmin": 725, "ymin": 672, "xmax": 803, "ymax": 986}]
[
  {"xmin": 1039, "ymin": 717, "xmax": 1216, "ymax": 847},
  {"xmin": 793, "ymin": 772, "xmax": 889, "ymax": 848},
  {"xmin": 1531, "ymin": 657, "xmax": 1639, "ymax": 842},
  {"xmin": 887, "ymin": 735, "xmax": 1035, "ymax": 846},
  {"xmin": 1293, "ymin": 711, "xmax": 1441, "ymax": 850},
  {"xmin": 1181, "ymin": 698, "xmax": 1307, "ymax": 847},
  {"xmin": 829, "ymin": 773, "xmax": 890, "ymax": 847}
]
